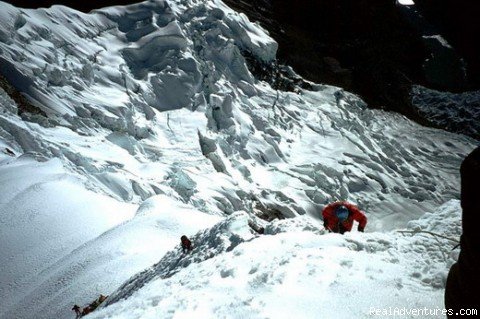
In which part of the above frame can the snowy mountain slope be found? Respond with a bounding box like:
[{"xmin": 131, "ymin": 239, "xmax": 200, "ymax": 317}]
[
  {"xmin": 0, "ymin": 153, "xmax": 136, "ymax": 314},
  {"xmin": 0, "ymin": 0, "xmax": 478, "ymax": 318},
  {"xmin": 90, "ymin": 201, "xmax": 462, "ymax": 319},
  {"xmin": 0, "ymin": 0, "xmax": 475, "ymax": 225},
  {"xmin": 412, "ymin": 85, "xmax": 480, "ymax": 140},
  {"xmin": 0, "ymin": 195, "xmax": 220, "ymax": 319}
]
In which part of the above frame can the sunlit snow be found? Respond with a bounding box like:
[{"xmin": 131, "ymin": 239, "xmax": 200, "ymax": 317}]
[
  {"xmin": 0, "ymin": 0, "xmax": 476, "ymax": 318},
  {"xmin": 398, "ymin": 0, "xmax": 415, "ymax": 6}
]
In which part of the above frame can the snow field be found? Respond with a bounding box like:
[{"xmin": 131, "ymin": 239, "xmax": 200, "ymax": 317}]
[
  {"xmin": 0, "ymin": 0, "xmax": 477, "ymax": 318},
  {"xmin": 90, "ymin": 201, "xmax": 461, "ymax": 319},
  {"xmin": 0, "ymin": 156, "xmax": 135, "ymax": 312},
  {"xmin": 0, "ymin": 194, "xmax": 220, "ymax": 319}
]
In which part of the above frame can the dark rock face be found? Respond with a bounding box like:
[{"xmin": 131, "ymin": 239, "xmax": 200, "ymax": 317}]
[
  {"xmin": 460, "ymin": 147, "xmax": 480, "ymax": 251},
  {"xmin": 421, "ymin": 35, "xmax": 467, "ymax": 91},
  {"xmin": 445, "ymin": 147, "xmax": 480, "ymax": 315},
  {"xmin": 414, "ymin": 0, "xmax": 480, "ymax": 89},
  {"xmin": 225, "ymin": 1, "xmax": 426, "ymax": 111},
  {"xmin": 224, "ymin": 0, "xmax": 479, "ymax": 129}
]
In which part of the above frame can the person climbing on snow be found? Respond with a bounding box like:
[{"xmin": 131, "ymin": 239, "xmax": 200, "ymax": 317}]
[
  {"xmin": 98, "ymin": 294, "xmax": 108, "ymax": 304},
  {"xmin": 79, "ymin": 294, "xmax": 107, "ymax": 316},
  {"xmin": 322, "ymin": 201, "xmax": 367, "ymax": 234},
  {"xmin": 181, "ymin": 235, "xmax": 192, "ymax": 253},
  {"xmin": 71, "ymin": 304, "xmax": 82, "ymax": 318},
  {"xmin": 81, "ymin": 305, "xmax": 92, "ymax": 316}
]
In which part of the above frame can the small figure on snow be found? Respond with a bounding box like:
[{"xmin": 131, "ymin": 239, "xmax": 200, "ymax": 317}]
[
  {"xmin": 81, "ymin": 306, "xmax": 92, "ymax": 316},
  {"xmin": 71, "ymin": 304, "xmax": 82, "ymax": 318},
  {"xmin": 80, "ymin": 294, "xmax": 108, "ymax": 316},
  {"xmin": 3, "ymin": 148, "xmax": 15, "ymax": 156},
  {"xmin": 98, "ymin": 294, "xmax": 108, "ymax": 303},
  {"xmin": 181, "ymin": 235, "xmax": 193, "ymax": 253},
  {"xmin": 322, "ymin": 201, "xmax": 367, "ymax": 234}
]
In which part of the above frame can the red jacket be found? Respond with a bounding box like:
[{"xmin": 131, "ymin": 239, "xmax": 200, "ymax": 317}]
[
  {"xmin": 181, "ymin": 235, "xmax": 192, "ymax": 252},
  {"xmin": 322, "ymin": 201, "xmax": 367, "ymax": 233}
]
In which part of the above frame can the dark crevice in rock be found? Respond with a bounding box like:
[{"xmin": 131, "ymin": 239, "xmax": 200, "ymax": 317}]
[
  {"xmin": 252, "ymin": 200, "xmax": 285, "ymax": 222},
  {"xmin": 0, "ymin": 73, "xmax": 47, "ymax": 117},
  {"xmin": 242, "ymin": 50, "xmax": 312, "ymax": 92}
]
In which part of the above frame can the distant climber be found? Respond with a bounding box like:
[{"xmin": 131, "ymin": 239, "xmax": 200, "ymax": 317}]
[
  {"xmin": 81, "ymin": 305, "xmax": 91, "ymax": 316},
  {"xmin": 445, "ymin": 146, "xmax": 480, "ymax": 316},
  {"xmin": 3, "ymin": 148, "xmax": 15, "ymax": 156},
  {"xmin": 71, "ymin": 304, "xmax": 82, "ymax": 318},
  {"xmin": 79, "ymin": 294, "xmax": 108, "ymax": 317},
  {"xmin": 181, "ymin": 235, "xmax": 192, "ymax": 253},
  {"xmin": 322, "ymin": 201, "xmax": 367, "ymax": 234},
  {"xmin": 98, "ymin": 294, "xmax": 108, "ymax": 303}
]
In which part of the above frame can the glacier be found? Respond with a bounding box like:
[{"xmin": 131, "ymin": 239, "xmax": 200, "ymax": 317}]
[{"xmin": 0, "ymin": 0, "xmax": 477, "ymax": 318}]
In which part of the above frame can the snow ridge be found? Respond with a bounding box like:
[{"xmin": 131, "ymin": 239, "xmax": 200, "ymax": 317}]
[
  {"xmin": 104, "ymin": 211, "xmax": 255, "ymax": 306},
  {"xmin": 89, "ymin": 201, "xmax": 462, "ymax": 319}
]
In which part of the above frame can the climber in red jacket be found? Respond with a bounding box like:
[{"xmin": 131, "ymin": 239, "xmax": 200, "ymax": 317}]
[
  {"xmin": 322, "ymin": 201, "xmax": 367, "ymax": 234},
  {"xmin": 181, "ymin": 235, "xmax": 193, "ymax": 253}
]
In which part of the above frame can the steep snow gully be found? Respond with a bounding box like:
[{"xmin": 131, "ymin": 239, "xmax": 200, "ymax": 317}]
[{"xmin": 0, "ymin": 0, "xmax": 477, "ymax": 318}]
